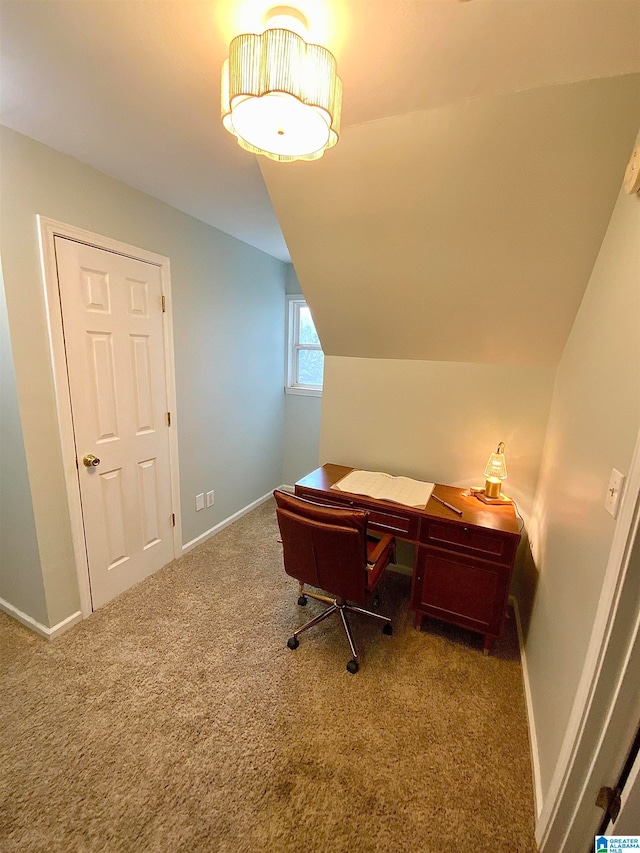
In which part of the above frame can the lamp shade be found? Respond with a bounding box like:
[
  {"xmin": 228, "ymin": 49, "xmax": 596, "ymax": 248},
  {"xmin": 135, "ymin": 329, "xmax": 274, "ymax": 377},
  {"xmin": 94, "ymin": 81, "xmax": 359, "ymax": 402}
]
[
  {"xmin": 475, "ymin": 442, "xmax": 512, "ymax": 503},
  {"xmin": 221, "ymin": 27, "xmax": 342, "ymax": 162},
  {"xmin": 484, "ymin": 442, "xmax": 507, "ymax": 482}
]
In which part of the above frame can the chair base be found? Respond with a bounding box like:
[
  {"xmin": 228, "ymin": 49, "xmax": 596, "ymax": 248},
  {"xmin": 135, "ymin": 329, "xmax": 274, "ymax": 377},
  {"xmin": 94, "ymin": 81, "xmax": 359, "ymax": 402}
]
[{"xmin": 288, "ymin": 588, "xmax": 392, "ymax": 673}]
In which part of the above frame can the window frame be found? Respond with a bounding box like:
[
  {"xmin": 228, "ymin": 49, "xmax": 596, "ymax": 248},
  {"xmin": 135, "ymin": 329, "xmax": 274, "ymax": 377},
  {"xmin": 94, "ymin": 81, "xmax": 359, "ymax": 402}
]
[{"xmin": 285, "ymin": 296, "xmax": 323, "ymax": 397}]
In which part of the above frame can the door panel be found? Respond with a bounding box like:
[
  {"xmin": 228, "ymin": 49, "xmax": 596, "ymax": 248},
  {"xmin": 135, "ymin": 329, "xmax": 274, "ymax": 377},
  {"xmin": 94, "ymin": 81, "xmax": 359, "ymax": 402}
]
[
  {"xmin": 89, "ymin": 332, "xmax": 119, "ymax": 440},
  {"xmin": 55, "ymin": 237, "xmax": 174, "ymax": 609}
]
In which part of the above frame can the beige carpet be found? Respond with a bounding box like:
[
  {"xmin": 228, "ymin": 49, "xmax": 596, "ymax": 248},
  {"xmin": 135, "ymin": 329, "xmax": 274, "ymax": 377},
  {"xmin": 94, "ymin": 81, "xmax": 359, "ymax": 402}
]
[{"xmin": 1, "ymin": 499, "xmax": 537, "ymax": 852}]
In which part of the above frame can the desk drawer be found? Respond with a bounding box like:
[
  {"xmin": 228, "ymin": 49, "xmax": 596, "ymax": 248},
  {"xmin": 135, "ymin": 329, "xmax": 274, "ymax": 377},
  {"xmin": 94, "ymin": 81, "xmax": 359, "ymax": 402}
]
[
  {"xmin": 367, "ymin": 508, "xmax": 417, "ymax": 538},
  {"xmin": 295, "ymin": 487, "xmax": 352, "ymax": 511},
  {"xmin": 420, "ymin": 520, "xmax": 514, "ymax": 563},
  {"xmin": 294, "ymin": 488, "xmax": 418, "ymax": 539}
]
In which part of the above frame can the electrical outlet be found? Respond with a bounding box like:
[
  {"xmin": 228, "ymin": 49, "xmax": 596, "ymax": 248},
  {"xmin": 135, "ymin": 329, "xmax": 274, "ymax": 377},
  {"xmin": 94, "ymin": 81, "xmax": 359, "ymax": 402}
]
[
  {"xmin": 195, "ymin": 493, "xmax": 205, "ymax": 512},
  {"xmin": 604, "ymin": 469, "xmax": 625, "ymax": 519},
  {"xmin": 206, "ymin": 490, "xmax": 215, "ymax": 507}
]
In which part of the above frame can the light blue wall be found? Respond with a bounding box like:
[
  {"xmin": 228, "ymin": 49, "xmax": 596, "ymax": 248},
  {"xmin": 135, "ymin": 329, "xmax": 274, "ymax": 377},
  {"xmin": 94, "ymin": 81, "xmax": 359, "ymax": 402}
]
[
  {"xmin": 171, "ymin": 224, "xmax": 286, "ymax": 545},
  {"xmin": 0, "ymin": 125, "xmax": 286, "ymax": 626},
  {"xmin": 283, "ymin": 393, "xmax": 322, "ymax": 485},
  {"xmin": 282, "ymin": 265, "xmax": 322, "ymax": 484},
  {"xmin": 0, "ymin": 261, "xmax": 47, "ymax": 624},
  {"xmin": 285, "ymin": 264, "xmax": 302, "ymax": 295}
]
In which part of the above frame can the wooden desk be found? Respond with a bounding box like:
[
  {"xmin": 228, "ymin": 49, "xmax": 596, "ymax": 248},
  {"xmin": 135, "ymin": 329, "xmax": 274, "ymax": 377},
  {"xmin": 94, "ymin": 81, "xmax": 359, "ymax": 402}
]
[{"xmin": 295, "ymin": 464, "xmax": 521, "ymax": 654}]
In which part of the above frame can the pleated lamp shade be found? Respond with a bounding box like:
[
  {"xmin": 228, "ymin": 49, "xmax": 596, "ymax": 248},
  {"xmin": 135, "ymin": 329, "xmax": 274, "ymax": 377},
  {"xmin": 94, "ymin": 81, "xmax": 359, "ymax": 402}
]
[{"xmin": 221, "ymin": 26, "xmax": 342, "ymax": 162}]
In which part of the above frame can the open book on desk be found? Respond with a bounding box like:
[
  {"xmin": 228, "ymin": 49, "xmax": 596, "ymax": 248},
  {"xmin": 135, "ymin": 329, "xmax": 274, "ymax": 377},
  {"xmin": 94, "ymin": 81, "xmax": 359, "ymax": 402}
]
[{"xmin": 332, "ymin": 469, "xmax": 434, "ymax": 509}]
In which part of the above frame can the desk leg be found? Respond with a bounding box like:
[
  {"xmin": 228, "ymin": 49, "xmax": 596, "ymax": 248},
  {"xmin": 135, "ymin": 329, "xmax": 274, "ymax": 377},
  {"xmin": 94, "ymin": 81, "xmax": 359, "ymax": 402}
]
[
  {"xmin": 483, "ymin": 636, "xmax": 493, "ymax": 656},
  {"xmin": 414, "ymin": 612, "xmax": 423, "ymax": 631}
]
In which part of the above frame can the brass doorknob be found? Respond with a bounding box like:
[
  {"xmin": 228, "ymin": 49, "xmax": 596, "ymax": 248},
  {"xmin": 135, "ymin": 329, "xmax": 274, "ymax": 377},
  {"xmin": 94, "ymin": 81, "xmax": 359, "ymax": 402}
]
[{"xmin": 83, "ymin": 454, "xmax": 101, "ymax": 468}]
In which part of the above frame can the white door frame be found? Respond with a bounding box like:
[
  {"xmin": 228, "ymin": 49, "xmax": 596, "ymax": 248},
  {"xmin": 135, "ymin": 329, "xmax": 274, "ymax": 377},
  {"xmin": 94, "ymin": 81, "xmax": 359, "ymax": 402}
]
[
  {"xmin": 37, "ymin": 216, "xmax": 182, "ymax": 617},
  {"xmin": 537, "ymin": 427, "xmax": 640, "ymax": 850}
]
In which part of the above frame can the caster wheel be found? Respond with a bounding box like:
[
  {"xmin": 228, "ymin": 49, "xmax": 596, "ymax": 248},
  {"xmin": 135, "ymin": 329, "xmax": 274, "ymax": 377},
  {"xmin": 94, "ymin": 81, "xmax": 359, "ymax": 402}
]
[
  {"xmin": 287, "ymin": 636, "xmax": 299, "ymax": 650},
  {"xmin": 346, "ymin": 659, "xmax": 359, "ymax": 674},
  {"xmin": 297, "ymin": 595, "xmax": 308, "ymax": 606},
  {"xmin": 382, "ymin": 623, "xmax": 393, "ymax": 636}
]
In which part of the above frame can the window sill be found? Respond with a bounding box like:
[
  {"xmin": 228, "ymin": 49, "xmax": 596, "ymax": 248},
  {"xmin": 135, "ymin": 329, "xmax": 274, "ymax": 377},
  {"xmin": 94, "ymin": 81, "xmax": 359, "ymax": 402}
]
[{"xmin": 285, "ymin": 386, "xmax": 322, "ymax": 398}]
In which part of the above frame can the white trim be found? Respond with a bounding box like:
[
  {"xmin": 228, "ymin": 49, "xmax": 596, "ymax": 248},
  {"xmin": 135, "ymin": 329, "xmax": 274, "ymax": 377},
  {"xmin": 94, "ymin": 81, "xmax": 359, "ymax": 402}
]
[
  {"xmin": 284, "ymin": 386, "xmax": 322, "ymax": 397},
  {"xmin": 157, "ymin": 259, "xmax": 183, "ymax": 558},
  {"xmin": 285, "ymin": 295, "xmax": 323, "ymax": 395},
  {"xmin": 36, "ymin": 217, "xmax": 182, "ymax": 617},
  {"xmin": 510, "ymin": 593, "xmax": 544, "ymax": 818},
  {"xmin": 0, "ymin": 597, "xmax": 82, "ymax": 640},
  {"xmin": 182, "ymin": 489, "xmax": 275, "ymax": 554},
  {"xmin": 536, "ymin": 427, "xmax": 640, "ymax": 850}
]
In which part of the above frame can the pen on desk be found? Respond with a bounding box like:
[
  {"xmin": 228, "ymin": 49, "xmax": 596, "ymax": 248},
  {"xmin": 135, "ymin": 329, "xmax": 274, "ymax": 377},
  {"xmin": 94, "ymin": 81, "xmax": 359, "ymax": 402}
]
[{"xmin": 431, "ymin": 494, "xmax": 463, "ymax": 516}]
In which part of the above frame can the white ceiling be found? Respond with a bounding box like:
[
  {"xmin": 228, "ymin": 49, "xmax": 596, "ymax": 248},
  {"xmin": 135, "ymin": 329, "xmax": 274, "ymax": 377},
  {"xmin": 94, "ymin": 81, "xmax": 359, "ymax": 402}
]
[{"xmin": 1, "ymin": 0, "xmax": 639, "ymax": 363}]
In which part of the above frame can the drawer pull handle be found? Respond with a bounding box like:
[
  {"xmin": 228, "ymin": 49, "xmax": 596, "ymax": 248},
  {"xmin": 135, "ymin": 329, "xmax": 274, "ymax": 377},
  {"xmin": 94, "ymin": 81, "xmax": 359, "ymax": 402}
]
[{"xmin": 463, "ymin": 527, "xmax": 469, "ymax": 535}]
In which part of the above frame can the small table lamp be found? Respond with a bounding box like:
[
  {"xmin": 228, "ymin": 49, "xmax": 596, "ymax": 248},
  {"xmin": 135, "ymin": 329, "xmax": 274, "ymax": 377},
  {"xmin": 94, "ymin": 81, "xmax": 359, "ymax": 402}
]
[{"xmin": 474, "ymin": 442, "xmax": 511, "ymax": 504}]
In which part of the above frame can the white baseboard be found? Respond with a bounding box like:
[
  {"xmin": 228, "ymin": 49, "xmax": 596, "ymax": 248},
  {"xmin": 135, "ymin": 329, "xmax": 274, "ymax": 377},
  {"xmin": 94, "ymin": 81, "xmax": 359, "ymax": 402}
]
[
  {"xmin": 182, "ymin": 488, "xmax": 276, "ymax": 554},
  {"xmin": 2, "ymin": 489, "xmax": 282, "ymax": 636},
  {"xmin": 510, "ymin": 594, "xmax": 544, "ymax": 818},
  {"xmin": 0, "ymin": 597, "xmax": 82, "ymax": 640}
]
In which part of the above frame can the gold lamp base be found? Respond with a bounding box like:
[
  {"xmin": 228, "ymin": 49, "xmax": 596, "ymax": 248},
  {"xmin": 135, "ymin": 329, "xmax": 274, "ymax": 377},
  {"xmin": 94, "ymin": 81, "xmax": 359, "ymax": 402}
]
[
  {"xmin": 470, "ymin": 482, "xmax": 512, "ymax": 505},
  {"xmin": 475, "ymin": 491, "xmax": 512, "ymax": 505},
  {"xmin": 484, "ymin": 478, "xmax": 502, "ymax": 498}
]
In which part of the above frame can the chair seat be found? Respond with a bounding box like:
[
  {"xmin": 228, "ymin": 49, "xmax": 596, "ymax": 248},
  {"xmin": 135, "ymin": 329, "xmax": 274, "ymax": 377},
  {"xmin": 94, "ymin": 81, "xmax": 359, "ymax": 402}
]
[{"xmin": 274, "ymin": 490, "xmax": 396, "ymax": 672}]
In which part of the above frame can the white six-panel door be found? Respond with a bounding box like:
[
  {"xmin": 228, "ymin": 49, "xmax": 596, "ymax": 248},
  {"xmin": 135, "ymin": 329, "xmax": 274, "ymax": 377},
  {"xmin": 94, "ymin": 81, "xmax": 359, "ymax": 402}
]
[{"xmin": 54, "ymin": 236, "xmax": 174, "ymax": 609}]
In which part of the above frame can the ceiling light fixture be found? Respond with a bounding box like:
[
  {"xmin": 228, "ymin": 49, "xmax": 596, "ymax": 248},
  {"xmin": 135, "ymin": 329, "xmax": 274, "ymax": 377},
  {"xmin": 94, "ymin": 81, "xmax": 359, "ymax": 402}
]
[{"xmin": 221, "ymin": 5, "xmax": 342, "ymax": 162}]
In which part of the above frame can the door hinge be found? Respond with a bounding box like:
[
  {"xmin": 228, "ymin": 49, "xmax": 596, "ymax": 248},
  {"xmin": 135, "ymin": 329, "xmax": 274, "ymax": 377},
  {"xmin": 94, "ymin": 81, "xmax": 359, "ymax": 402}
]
[
  {"xmin": 596, "ymin": 786, "xmax": 622, "ymax": 823},
  {"xmin": 166, "ymin": 411, "xmax": 171, "ymax": 427},
  {"xmin": 161, "ymin": 294, "xmax": 166, "ymax": 313},
  {"xmin": 171, "ymin": 513, "xmax": 176, "ymax": 527}
]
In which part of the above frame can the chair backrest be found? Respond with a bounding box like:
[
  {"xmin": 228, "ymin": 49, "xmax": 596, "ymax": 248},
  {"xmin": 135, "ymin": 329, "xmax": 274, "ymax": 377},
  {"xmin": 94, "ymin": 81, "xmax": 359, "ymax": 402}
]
[{"xmin": 274, "ymin": 490, "xmax": 370, "ymax": 604}]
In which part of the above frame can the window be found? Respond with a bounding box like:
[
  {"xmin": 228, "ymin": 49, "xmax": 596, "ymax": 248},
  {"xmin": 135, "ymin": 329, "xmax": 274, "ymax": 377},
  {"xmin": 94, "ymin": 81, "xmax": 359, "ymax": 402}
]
[{"xmin": 285, "ymin": 297, "xmax": 324, "ymax": 395}]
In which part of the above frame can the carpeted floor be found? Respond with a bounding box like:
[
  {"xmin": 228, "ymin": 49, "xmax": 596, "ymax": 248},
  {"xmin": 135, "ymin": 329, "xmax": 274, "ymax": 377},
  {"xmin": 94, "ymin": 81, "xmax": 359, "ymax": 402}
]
[{"xmin": 1, "ymin": 499, "xmax": 537, "ymax": 852}]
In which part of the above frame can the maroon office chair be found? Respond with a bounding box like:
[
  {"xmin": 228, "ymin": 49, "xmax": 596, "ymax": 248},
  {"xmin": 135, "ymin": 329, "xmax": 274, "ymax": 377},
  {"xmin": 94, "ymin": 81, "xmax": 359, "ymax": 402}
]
[{"xmin": 274, "ymin": 489, "xmax": 395, "ymax": 673}]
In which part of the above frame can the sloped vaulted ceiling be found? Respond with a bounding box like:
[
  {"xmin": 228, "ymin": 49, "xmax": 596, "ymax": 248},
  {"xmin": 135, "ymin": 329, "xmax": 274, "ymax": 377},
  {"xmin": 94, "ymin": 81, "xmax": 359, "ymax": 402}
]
[
  {"xmin": 257, "ymin": 1, "xmax": 640, "ymax": 368},
  {"xmin": 261, "ymin": 74, "xmax": 640, "ymax": 367}
]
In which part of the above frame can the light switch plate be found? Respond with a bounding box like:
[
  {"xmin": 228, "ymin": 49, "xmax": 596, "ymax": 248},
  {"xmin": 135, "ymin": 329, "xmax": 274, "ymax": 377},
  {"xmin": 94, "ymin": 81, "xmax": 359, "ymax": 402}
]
[
  {"xmin": 206, "ymin": 490, "xmax": 215, "ymax": 507},
  {"xmin": 604, "ymin": 469, "xmax": 625, "ymax": 519},
  {"xmin": 195, "ymin": 493, "xmax": 205, "ymax": 511}
]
